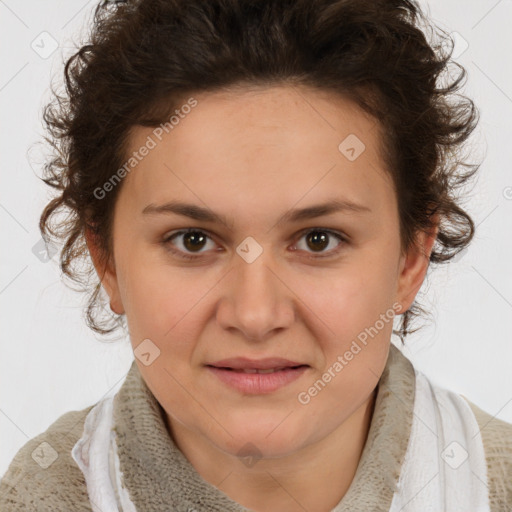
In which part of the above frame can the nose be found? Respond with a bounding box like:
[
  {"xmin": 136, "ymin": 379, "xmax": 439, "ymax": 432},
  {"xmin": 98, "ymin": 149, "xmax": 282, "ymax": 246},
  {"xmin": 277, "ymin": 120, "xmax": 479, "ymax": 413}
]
[{"xmin": 216, "ymin": 251, "xmax": 295, "ymax": 341}]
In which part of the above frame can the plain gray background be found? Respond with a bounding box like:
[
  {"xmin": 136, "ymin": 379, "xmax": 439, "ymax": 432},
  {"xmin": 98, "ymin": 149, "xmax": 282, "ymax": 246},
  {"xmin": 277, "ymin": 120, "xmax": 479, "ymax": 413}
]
[{"xmin": 1, "ymin": 0, "xmax": 511, "ymax": 477}]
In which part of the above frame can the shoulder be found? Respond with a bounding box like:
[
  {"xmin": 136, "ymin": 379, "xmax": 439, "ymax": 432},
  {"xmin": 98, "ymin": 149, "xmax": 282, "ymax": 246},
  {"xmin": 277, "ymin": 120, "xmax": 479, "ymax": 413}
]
[
  {"xmin": 0, "ymin": 405, "xmax": 94, "ymax": 511},
  {"xmin": 462, "ymin": 395, "xmax": 512, "ymax": 511}
]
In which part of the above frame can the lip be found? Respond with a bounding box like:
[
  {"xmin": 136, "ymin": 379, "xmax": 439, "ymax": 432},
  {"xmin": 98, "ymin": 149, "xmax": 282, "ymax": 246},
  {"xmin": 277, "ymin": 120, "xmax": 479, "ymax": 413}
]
[
  {"xmin": 205, "ymin": 358, "xmax": 310, "ymax": 394},
  {"xmin": 207, "ymin": 357, "xmax": 306, "ymax": 370}
]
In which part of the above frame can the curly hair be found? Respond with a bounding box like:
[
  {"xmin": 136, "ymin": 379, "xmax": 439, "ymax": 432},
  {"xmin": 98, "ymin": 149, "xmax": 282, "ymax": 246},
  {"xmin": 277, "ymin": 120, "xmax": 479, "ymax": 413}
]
[{"xmin": 38, "ymin": 0, "xmax": 480, "ymax": 343}]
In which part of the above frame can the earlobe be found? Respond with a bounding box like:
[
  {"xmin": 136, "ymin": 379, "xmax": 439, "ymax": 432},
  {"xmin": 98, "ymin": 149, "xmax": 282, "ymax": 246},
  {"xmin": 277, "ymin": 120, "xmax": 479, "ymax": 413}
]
[{"xmin": 84, "ymin": 226, "xmax": 125, "ymax": 315}]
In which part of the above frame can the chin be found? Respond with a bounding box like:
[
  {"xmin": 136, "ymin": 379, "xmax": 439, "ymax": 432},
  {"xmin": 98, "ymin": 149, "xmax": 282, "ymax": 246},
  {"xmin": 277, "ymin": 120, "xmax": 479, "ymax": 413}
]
[
  {"xmin": 221, "ymin": 436, "xmax": 301, "ymax": 462},
  {"xmin": 214, "ymin": 418, "xmax": 309, "ymax": 459}
]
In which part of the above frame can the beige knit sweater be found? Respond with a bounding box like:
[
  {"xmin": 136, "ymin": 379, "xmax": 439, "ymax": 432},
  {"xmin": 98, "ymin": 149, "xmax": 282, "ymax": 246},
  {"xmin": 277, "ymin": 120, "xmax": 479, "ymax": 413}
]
[{"xmin": 1, "ymin": 344, "xmax": 511, "ymax": 511}]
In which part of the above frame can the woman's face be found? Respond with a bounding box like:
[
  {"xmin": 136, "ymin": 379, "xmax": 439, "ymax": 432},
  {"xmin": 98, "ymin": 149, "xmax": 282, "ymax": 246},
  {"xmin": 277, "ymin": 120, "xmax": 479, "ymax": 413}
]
[{"xmin": 91, "ymin": 85, "xmax": 432, "ymax": 459}]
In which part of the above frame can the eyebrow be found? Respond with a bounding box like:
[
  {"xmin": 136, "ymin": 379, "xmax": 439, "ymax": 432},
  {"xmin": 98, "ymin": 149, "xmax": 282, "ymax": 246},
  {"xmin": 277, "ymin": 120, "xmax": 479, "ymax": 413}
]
[{"xmin": 142, "ymin": 198, "xmax": 371, "ymax": 226}]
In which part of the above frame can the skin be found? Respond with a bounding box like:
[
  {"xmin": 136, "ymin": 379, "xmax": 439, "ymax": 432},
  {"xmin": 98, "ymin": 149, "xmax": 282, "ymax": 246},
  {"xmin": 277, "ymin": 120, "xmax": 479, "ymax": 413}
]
[{"xmin": 86, "ymin": 85, "xmax": 437, "ymax": 512}]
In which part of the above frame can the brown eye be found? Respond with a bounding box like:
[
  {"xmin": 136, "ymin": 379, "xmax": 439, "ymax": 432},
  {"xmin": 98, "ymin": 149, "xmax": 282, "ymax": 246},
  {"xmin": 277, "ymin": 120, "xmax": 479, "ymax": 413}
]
[
  {"xmin": 293, "ymin": 228, "xmax": 346, "ymax": 257},
  {"xmin": 305, "ymin": 231, "xmax": 329, "ymax": 252},
  {"xmin": 162, "ymin": 229, "xmax": 217, "ymax": 259},
  {"xmin": 182, "ymin": 231, "xmax": 208, "ymax": 252}
]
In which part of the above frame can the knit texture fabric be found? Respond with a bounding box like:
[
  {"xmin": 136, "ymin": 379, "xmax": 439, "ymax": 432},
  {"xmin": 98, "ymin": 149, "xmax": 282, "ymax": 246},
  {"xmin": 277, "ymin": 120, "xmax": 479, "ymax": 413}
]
[{"xmin": 1, "ymin": 343, "xmax": 511, "ymax": 511}]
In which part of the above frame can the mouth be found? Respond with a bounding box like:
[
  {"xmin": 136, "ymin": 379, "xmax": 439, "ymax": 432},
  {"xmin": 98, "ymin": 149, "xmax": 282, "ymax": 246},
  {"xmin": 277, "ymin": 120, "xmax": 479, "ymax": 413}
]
[
  {"xmin": 206, "ymin": 365, "xmax": 308, "ymax": 374},
  {"xmin": 205, "ymin": 360, "xmax": 310, "ymax": 394}
]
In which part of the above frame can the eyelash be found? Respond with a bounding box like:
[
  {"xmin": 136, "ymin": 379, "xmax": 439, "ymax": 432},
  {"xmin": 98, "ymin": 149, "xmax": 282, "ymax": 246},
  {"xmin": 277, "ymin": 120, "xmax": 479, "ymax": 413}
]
[{"xmin": 161, "ymin": 227, "xmax": 348, "ymax": 261}]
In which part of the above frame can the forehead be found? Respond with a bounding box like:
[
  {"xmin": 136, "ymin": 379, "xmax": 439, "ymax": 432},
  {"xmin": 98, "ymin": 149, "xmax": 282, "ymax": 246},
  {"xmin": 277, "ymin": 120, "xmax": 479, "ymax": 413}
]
[{"xmin": 119, "ymin": 85, "xmax": 394, "ymax": 219}]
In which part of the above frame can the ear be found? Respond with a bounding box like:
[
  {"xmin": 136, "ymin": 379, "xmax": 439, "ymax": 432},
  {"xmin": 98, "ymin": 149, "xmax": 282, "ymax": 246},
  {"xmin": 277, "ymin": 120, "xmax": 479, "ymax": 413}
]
[
  {"xmin": 84, "ymin": 226, "xmax": 125, "ymax": 315},
  {"xmin": 395, "ymin": 216, "xmax": 439, "ymax": 315}
]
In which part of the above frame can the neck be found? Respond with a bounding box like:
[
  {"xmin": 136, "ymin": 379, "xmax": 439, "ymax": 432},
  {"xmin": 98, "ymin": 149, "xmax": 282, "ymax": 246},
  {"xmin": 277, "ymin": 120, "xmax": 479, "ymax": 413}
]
[{"xmin": 165, "ymin": 387, "xmax": 377, "ymax": 512}]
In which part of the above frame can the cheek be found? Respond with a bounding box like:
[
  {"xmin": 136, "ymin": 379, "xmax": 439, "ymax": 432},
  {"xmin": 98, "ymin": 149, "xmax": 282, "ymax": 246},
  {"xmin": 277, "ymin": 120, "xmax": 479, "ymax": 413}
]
[
  {"xmin": 296, "ymin": 261, "xmax": 398, "ymax": 338},
  {"xmin": 293, "ymin": 268, "xmax": 393, "ymax": 417},
  {"xmin": 117, "ymin": 255, "xmax": 217, "ymax": 339},
  {"xmin": 288, "ymin": 257, "xmax": 397, "ymax": 399}
]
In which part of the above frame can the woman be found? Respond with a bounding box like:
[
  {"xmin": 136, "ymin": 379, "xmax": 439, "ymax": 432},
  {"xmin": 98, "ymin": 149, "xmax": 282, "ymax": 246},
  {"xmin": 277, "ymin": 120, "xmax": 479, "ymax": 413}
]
[{"xmin": 1, "ymin": 0, "xmax": 510, "ymax": 510}]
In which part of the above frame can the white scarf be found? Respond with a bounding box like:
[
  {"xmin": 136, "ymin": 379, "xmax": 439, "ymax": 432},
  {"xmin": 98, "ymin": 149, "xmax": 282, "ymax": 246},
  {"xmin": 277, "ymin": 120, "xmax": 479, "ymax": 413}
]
[
  {"xmin": 71, "ymin": 367, "xmax": 490, "ymax": 512},
  {"xmin": 389, "ymin": 367, "xmax": 490, "ymax": 512},
  {"xmin": 71, "ymin": 395, "xmax": 137, "ymax": 512}
]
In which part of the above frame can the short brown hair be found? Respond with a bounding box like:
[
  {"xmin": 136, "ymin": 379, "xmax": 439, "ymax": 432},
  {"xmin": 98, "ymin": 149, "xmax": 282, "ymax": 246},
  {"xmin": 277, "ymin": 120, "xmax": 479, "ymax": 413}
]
[{"xmin": 39, "ymin": 0, "xmax": 480, "ymax": 342}]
